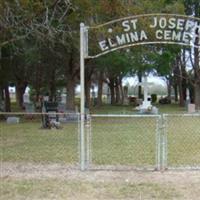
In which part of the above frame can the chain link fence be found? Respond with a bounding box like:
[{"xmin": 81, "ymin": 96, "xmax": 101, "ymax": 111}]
[
  {"xmin": 86, "ymin": 114, "xmax": 161, "ymax": 170},
  {"xmin": 0, "ymin": 112, "xmax": 80, "ymax": 168},
  {"xmin": 163, "ymin": 114, "xmax": 200, "ymax": 170},
  {"xmin": 1, "ymin": 112, "xmax": 200, "ymax": 171}
]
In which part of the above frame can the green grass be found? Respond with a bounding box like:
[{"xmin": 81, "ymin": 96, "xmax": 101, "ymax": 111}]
[
  {"xmin": 1, "ymin": 178, "xmax": 180, "ymax": 200},
  {"xmin": 166, "ymin": 116, "xmax": 200, "ymax": 167},
  {"xmin": 1, "ymin": 121, "xmax": 78, "ymax": 164},
  {"xmin": 1, "ymin": 105, "xmax": 200, "ymax": 200},
  {"xmin": 1, "ymin": 114, "xmax": 200, "ymax": 168},
  {"xmin": 91, "ymin": 117, "xmax": 157, "ymax": 167}
]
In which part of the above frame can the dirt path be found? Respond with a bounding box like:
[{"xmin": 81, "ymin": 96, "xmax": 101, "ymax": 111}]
[{"xmin": 1, "ymin": 162, "xmax": 200, "ymax": 200}]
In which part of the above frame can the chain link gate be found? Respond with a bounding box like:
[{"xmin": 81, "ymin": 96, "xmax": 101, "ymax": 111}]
[
  {"xmin": 163, "ymin": 114, "xmax": 200, "ymax": 170},
  {"xmin": 84, "ymin": 114, "xmax": 161, "ymax": 170},
  {"xmin": 82, "ymin": 113, "xmax": 200, "ymax": 171}
]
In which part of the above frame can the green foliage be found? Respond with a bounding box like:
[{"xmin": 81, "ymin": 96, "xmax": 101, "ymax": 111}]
[
  {"xmin": 153, "ymin": 46, "xmax": 181, "ymax": 76},
  {"xmin": 95, "ymin": 51, "xmax": 130, "ymax": 76},
  {"xmin": 1, "ymin": 0, "xmax": 196, "ymax": 107},
  {"xmin": 151, "ymin": 94, "xmax": 157, "ymax": 103}
]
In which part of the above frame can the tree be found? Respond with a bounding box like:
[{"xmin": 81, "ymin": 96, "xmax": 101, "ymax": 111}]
[{"xmin": 184, "ymin": 0, "xmax": 200, "ymax": 109}]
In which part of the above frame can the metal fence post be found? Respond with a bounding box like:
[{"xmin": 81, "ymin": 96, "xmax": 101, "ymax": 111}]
[
  {"xmin": 80, "ymin": 23, "xmax": 85, "ymax": 171},
  {"xmin": 156, "ymin": 115, "xmax": 162, "ymax": 171},
  {"xmin": 85, "ymin": 115, "xmax": 92, "ymax": 168},
  {"xmin": 161, "ymin": 114, "xmax": 168, "ymax": 171}
]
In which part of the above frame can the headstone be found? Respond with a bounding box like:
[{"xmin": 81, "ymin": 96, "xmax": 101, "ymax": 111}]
[
  {"xmin": 188, "ymin": 104, "xmax": 196, "ymax": 113},
  {"xmin": 107, "ymin": 88, "xmax": 111, "ymax": 104},
  {"xmin": 42, "ymin": 101, "xmax": 59, "ymax": 128},
  {"xmin": 58, "ymin": 103, "xmax": 66, "ymax": 113},
  {"xmin": 123, "ymin": 86, "xmax": 129, "ymax": 105},
  {"xmin": 0, "ymin": 100, "xmax": 5, "ymax": 112},
  {"xmin": 59, "ymin": 109, "xmax": 78, "ymax": 123},
  {"xmin": 23, "ymin": 93, "xmax": 30, "ymax": 104},
  {"xmin": 7, "ymin": 117, "xmax": 20, "ymax": 124},
  {"xmin": 43, "ymin": 96, "xmax": 49, "ymax": 102},
  {"xmin": 25, "ymin": 103, "xmax": 35, "ymax": 113},
  {"xmin": 61, "ymin": 94, "xmax": 67, "ymax": 104}
]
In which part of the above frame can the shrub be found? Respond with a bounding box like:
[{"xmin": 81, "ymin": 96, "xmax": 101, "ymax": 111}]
[{"xmin": 151, "ymin": 94, "xmax": 157, "ymax": 103}]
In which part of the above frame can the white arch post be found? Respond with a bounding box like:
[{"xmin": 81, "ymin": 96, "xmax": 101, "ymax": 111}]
[{"xmin": 80, "ymin": 23, "xmax": 86, "ymax": 171}]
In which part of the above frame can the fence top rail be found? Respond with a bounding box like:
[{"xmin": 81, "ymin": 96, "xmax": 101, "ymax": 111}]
[
  {"xmin": 91, "ymin": 114, "xmax": 161, "ymax": 118},
  {"xmin": 0, "ymin": 112, "xmax": 80, "ymax": 115},
  {"xmin": 1, "ymin": 112, "xmax": 200, "ymax": 117},
  {"xmin": 163, "ymin": 113, "xmax": 200, "ymax": 117}
]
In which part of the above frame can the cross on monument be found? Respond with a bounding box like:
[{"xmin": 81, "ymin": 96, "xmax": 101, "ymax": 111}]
[{"xmin": 138, "ymin": 76, "xmax": 152, "ymax": 110}]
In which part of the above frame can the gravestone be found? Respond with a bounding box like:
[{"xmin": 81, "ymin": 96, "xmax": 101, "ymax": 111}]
[
  {"xmin": 42, "ymin": 101, "xmax": 59, "ymax": 129},
  {"xmin": 55, "ymin": 92, "xmax": 67, "ymax": 113},
  {"xmin": 24, "ymin": 103, "xmax": 35, "ymax": 119},
  {"xmin": 23, "ymin": 93, "xmax": 30, "ymax": 104},
  {"xmin": 61, "ymin": 93, "xmax": 67, "ymax": 104},
  {"xmin": 123, "ymin": 86, "xmax": 129, "ymax": 105},
  {"xmin": 107, "ymin": 88, "xmax": 111, "ymax": 104},
  {"xmin": 7, "ymin": 117, "xmax": 20, "ymax": 124},
  {"xmin": 188, "ymin": 104, "xmax": 196, "ymax": 113},
  {"xmin": 0, "ymin": 100, "xmax": 5, "ymax": 112}
]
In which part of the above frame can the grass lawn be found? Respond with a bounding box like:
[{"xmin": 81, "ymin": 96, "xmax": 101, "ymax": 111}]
[
  {"xmin": 1, "ymin": 178, "xmax": 180, "ymax": 200},
  {"xmin": 91, "ymin": 117, "xmax": 157, "ymax": 168},
  {"xmin": 1, "ymin": 112, "xmax": 200, "ymax": 168},
  {"xmin": 1, "ymin": 104, "xmax": 200, "ymax": 200},
  {"xmin": 1, "ymin": 121, "xmax": 79, "ymax": 164}
]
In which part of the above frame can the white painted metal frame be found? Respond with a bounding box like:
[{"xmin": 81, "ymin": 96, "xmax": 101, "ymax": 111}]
[
  {"xmin": 80, "ymin": 23, "xmax": 86, "ymax": 170},
  {"xmin": 80, "ymin": 13, "xmax": 200, "ymax": 170}
]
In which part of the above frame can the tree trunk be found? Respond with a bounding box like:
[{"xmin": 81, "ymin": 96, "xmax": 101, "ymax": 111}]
[
  {"xmin": 178, "ymin": 77, "xmax": 184, "ymax": 106},
  {"xmin": 115, "ymin": 78, "xmax": 121, "ymax": 104},
  {"xmin": 0, "ymin": 86, "xmax": 4, "ymax": 101},
  {"xmin": 49, "ymin": 71, "xmax": 56, "ymax": 102},
  {"xmin": 97, "ymin": 72, "xmax": 103, "ymax": 107},
  {"xmin": 176, "ymin": 55, "xmax": 185, "ymax": 106},
  {"xmin": 4, "ymin": 84, "xmax": 11, "ymax": 112},
  {"xmin": 109, "ymin": 78, "xmax": 115, "ymax": 105},
  {"xmin": 85, "ymin": 79, "xmax": 91, "ymax": 108},
  {"xmin": 118, "ymin": 77, "xmax": 124, "ymax": 105},
  {"xmin": 119, "ymin": 83, "xmax": 124, "ymax": 105},
  {"xmin": 194, "ymin": 82, "xmax": 200, "ymax": 110},
  {"xmin": 138, "ymin": 72, "xmax": 142, "ymax": 99},
  {"xmin": 181, "ymin": 49, "xmax": 187, "ymax": 102},
  {"xmin": 35, "ymin": 63, "xmax": 42, "ymax": 103},
  {"xmin": 167, "ymin": 77, "xmax": 172, "ymax": 100},
  {"xmin": 194, "ymin": 26, "xmax": 200, "ymax": 110},
  {"xmin": 66, "ymin": 78, "xmax": 75, "ymax": 110},
  {"xmin": 173, "ymin": 83, "xmax": 178, "ymax": 102},
  {"xmin": 16, "ymin": 82, "xmax": 27, "ymax": 109}
]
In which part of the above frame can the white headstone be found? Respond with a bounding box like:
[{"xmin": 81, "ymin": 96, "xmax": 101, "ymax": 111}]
[
  {"xmin": 61, "ymin": 94, "xmax": 67, "ymax": 104},
  {"xmin": 23, "ymin": 93, "xmax": 30, "ymax": 103},
  {"xmin": 7, "ymin": 117, "xmax": 20, "ymax": 124},
  {"xmin": 44, "ymin": 96, "xmax": 49, "ymax": 101}
]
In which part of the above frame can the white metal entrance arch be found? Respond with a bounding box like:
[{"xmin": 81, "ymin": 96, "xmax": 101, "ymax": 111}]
[{"xmin": 80, "ymin": 13, "xmax": 200, "ymax": 170}]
